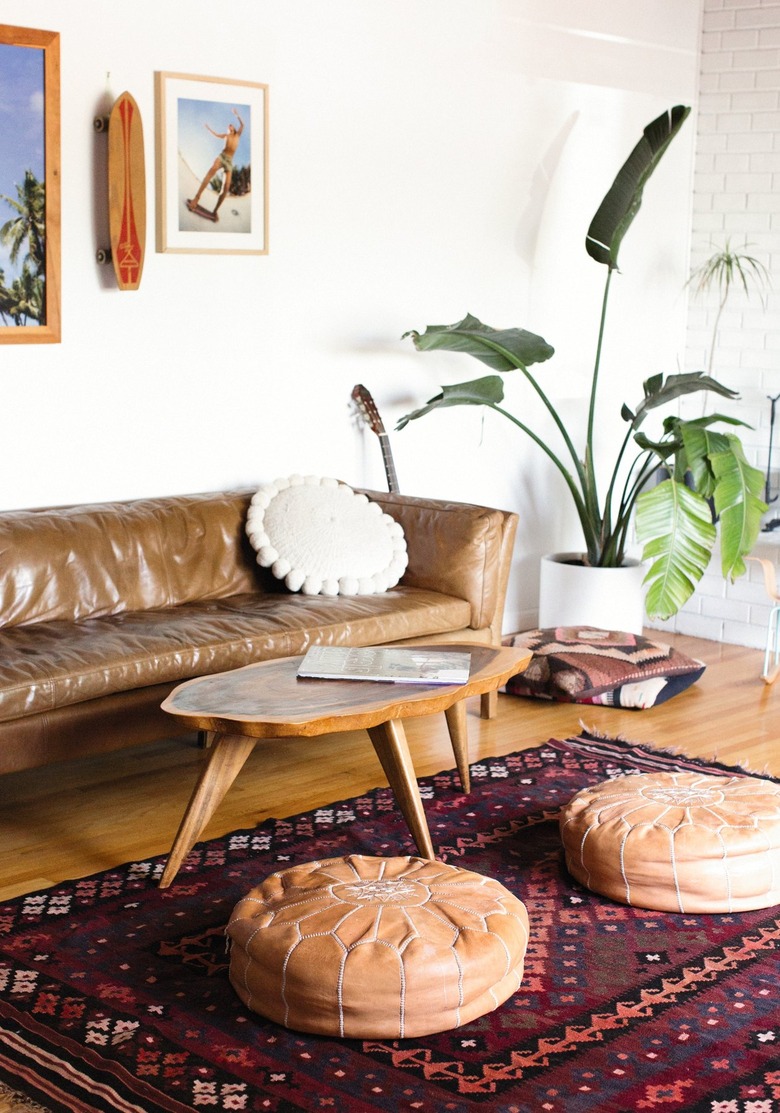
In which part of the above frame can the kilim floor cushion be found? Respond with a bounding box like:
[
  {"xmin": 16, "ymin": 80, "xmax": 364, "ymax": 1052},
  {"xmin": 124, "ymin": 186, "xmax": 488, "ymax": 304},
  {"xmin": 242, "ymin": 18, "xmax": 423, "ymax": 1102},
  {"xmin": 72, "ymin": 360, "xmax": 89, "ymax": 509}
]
[
  {"xmin": 506, "ymin": 628, "xmax": 705, "ymax": 708},
  {"xmin": 0, "ymin": 733, "xmax": 778, "ymax": 1113}
]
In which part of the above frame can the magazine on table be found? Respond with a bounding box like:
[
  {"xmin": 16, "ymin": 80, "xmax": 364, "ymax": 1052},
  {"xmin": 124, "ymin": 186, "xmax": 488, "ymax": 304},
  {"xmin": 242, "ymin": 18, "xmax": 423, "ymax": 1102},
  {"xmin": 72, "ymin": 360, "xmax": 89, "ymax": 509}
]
[{"xmin": 297, "ymin": 645, "xmax": 471, "ymax": 685}]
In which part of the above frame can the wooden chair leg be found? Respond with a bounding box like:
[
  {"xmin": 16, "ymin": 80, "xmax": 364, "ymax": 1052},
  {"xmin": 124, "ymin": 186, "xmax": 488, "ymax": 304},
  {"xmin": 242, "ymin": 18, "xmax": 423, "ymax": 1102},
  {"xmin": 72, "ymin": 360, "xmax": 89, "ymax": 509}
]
[{"xmin": 762, "ymin": 604, "xmax": 780, "ymax": 684}]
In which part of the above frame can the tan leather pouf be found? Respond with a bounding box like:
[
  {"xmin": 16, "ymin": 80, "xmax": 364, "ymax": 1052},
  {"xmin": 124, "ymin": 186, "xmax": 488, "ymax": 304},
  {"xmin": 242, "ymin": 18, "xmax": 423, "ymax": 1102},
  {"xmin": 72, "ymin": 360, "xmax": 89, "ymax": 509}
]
[
  {"xmin": 226, "ymin": 854, "xmax": 530, "ymax": 1038},
  {"xmin": 560, "ymin": 771, "xmax": 780, "ymax": 913}
]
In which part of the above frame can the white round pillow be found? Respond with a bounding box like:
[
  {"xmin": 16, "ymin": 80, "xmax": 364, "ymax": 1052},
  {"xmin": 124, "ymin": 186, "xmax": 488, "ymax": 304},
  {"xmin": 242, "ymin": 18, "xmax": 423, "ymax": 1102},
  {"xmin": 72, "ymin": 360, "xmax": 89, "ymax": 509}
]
[{"xmin": 245, "ymin": 475, "xmax": 408, "ymax": 596}]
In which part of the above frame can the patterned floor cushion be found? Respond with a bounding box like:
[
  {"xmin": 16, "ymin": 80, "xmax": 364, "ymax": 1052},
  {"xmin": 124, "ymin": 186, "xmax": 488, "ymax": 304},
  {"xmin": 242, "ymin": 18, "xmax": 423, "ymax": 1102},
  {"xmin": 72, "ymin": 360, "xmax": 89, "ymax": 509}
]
[
  {"xmin": 226, "ymin": 854, "xmax": 530, "ymax": 1038},
  {"xmin": 559, "ymin": 771, "xmax": 780, "ymax": 912},
  {"xmin": 505, "ymin": 627, "xmax": 705, "ymax": 709}
]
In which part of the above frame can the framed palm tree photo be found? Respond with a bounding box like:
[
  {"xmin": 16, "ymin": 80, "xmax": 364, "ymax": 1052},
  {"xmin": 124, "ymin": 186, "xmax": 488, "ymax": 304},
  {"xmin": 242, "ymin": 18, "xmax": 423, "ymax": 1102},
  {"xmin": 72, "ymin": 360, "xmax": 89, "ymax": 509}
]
[{"xmin": 0, "ymin": 24, "xmax": 61, "ymax": 344}]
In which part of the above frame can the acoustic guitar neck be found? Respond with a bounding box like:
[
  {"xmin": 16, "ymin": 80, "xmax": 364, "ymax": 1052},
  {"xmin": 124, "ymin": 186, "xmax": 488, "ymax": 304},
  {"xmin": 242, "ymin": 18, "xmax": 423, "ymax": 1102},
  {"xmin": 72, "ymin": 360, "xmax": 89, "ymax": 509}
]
[{"xmin": 351, "ymin": 384, "xmax": 400, "ymax": 494}]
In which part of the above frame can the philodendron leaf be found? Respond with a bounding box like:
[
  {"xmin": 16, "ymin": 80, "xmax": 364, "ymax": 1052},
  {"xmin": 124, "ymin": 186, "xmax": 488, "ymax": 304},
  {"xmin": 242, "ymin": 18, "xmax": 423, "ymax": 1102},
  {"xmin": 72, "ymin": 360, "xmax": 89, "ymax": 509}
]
[
  {"xmin": 633, "ymin": 430, "xmax": 683, "ymax": 458},
  {"xmin": 680, "ymin": 423, "xmax": 731, "ymax": 498},
  {"xmin": 586, "ymin": 105, "xmax": 691, "ymax": 270},
  {"xmin": 711, "ymin": 436, "xmax": 767, "ymax": 579},
  {"xmin": 635, "ymin": 478, "xmax": 717, "ymax": 619},
  {"xmin": 395, "ymin": 375, "xmax": 505, "ymax": 430},
  {"xmin": 402, "ymin": 314, "xmax": 554, "ymax": 374},
  {"xmin": 631, "ymin": 410, "xmax": 745, "ymax": 464},
  {"xmin": 630, "ymin": 371, "xmax": 740, "ymax": 428}
]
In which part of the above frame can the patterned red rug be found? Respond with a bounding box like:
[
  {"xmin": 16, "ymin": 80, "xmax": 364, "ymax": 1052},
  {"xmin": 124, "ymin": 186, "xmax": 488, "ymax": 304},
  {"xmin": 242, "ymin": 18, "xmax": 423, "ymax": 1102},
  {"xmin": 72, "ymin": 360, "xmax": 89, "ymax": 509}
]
[{"xmin": 1, "ymin": 733, "xmax": 778, "ymax": 1113}]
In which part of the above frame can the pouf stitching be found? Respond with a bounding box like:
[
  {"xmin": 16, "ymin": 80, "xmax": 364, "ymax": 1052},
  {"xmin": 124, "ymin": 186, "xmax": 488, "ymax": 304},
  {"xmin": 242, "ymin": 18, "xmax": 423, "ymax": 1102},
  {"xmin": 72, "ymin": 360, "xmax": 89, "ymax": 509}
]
[
  {"xmin": 459, "ymin": 921, "xmax": 519, "ymax": 963},
  {"xmin": 560, "ymin": 772, "xmax": 780, "ymax": 913},
  {"xmin": 577, "ymin": 788, "xmax": 773, "ymax": 909},
  {"xmin": 227, "ymin": 854, "xmax": 529, "ymax": 1037},
  {"xmin": 280, "ymin": 924, "xmax": 409, "ymax": 1035},
  {"xmin": 306, "ymin": 926, "xmax": 516, "ymax": 1034},
  {"xmin": 573, "ymin": 793, "xmax": 742, "ymax": 911},
  {"xmin": 323, "ymin": 915, "xmax": 523, "ymax": 1036},
  {"xmin": 234, "ymin": 924, "xmax": 264, "ymax": 1011},
  {"xmin": 280, "ymin": 931, "xmax": 309, "ymax": 1029},
  {"xmin": 336, "ymin": 939, "xmax": 406, "ymax": 1038}
]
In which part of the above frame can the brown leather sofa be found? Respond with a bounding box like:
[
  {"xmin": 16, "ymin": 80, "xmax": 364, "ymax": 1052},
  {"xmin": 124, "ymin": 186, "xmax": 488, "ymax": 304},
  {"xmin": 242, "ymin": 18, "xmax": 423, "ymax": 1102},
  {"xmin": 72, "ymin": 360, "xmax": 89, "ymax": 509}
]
[{"xmin": 0, "ymin": 486, "xmax": 518, "ymax": 774}]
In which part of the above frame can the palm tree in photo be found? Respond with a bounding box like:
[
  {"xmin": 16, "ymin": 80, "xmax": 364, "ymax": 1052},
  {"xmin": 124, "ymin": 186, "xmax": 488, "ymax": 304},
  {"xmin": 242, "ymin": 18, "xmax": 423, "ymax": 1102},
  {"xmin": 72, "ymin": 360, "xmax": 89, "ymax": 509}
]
[
  {"xmin": 4, "ymin": 262, "xmax": 43, "ymax": 325},
  {"xmin": 0, "ymin": 169, "xmax": 46, "ymax": 325},
  {"xmin": 0, "ymin": 266, "xmax": 12, "ymax": 324}
]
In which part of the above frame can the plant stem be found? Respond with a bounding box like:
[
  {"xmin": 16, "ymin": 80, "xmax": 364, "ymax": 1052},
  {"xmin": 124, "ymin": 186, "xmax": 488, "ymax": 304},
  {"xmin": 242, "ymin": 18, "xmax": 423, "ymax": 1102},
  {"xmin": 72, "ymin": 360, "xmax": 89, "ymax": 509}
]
[
  {"xmin": 488, "ymin": 403, "xmax": 594, "ymax": 548},
  {"xmin": 608, "ymin": 452, "xmax": 662, "ymax": 563},
  {"xmin": 490, "ymin": 350, "xmax": 590, "ymax": 496},
  {"xmin": 585, "ymin": 267, "xmax": 614, "ymax": 534},
  {"xmin": 707, "ymin": 288, "xmax": 728, "ymax": 376},
  {"xmin": 599, "ymin": 421, "xmax": 638, "ymax": 561}
]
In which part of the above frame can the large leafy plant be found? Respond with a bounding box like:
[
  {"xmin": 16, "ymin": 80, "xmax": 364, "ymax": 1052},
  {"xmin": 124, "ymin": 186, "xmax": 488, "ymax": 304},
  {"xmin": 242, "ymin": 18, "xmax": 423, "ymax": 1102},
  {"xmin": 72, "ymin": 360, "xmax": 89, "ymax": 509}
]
[{"xmin": 397, "ymin": 105, "xmax": 767, "ymax": 620}]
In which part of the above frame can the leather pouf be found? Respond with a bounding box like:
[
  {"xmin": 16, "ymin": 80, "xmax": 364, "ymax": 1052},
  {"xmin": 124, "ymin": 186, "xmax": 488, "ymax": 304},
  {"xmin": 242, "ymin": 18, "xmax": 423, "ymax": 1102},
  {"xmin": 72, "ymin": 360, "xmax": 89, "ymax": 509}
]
[
  {"xmin": 560, "ymin": 770, "xmax": 780, "ymax": 913},
  {"xmin": 226, "ymin": 854, "xmax": 530, "ymax": 1038}
]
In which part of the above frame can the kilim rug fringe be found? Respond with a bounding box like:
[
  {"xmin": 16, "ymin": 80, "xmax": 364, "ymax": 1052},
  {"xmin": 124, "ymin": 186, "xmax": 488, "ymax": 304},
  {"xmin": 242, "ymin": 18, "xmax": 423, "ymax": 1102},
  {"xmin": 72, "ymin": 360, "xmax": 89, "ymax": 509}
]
[
  {"xmin": 0, "ymin": 732, "xmax": 778, "ymax": 1113},
  {"xmin": 577, "ymin": 721, "xmax": 778, "ymax": 780},
  {"xmin": 0, "ymin": 1082, "xmax": 48, "ymax": 1113}
]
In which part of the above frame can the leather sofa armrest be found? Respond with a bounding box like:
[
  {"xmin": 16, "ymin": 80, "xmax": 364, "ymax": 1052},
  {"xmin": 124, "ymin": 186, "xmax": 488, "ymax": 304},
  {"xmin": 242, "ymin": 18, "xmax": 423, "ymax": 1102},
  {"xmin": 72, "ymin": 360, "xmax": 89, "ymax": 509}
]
[{"xmin": 358, "ymin": 489, "xmax": 517, "ymax": 638}]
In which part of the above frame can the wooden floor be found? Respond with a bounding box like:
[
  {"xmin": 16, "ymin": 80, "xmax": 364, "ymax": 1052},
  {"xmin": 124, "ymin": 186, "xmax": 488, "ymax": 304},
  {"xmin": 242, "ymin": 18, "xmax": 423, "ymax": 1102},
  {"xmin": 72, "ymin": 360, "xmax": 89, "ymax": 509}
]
[{"xmin": 0, "ymin": 631, "xmax": 776, "ymax": 902}]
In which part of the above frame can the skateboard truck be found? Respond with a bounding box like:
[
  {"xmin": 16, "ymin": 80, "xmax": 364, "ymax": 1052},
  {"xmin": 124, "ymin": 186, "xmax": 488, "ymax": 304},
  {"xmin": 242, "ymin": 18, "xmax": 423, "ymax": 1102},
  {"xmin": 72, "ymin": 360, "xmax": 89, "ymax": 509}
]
[{"xmin": 95, "ymin": 115, "xmax": 111, "ymax": 264}]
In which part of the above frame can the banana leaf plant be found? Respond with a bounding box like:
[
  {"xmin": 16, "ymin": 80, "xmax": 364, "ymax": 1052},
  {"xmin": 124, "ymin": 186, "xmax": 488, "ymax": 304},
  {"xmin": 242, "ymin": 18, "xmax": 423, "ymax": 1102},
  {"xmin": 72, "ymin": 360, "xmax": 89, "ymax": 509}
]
[{"xmin": 396, "ymin": 105, "xmax": 767, "ymax": 620}]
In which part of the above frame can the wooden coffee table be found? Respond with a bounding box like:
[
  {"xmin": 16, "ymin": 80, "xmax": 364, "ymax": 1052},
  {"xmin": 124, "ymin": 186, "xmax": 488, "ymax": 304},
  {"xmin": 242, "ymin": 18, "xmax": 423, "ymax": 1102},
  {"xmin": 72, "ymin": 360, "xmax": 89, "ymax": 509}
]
[{"xmin": 158, "ymin": 643, "xmax": 530, "ymax": 887}]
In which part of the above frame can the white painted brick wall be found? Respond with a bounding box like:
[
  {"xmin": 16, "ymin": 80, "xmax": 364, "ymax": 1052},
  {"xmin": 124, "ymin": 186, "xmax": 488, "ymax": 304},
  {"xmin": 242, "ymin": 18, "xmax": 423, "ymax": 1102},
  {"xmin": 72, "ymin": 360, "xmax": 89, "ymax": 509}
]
[{"xmin": 650, "ymin": 0, "xmax": 780, "ymax": 649}]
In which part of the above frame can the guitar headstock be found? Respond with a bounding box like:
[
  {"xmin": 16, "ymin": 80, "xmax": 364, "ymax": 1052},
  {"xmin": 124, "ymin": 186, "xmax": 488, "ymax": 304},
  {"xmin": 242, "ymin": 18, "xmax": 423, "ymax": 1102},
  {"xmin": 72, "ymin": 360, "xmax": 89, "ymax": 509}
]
[{"xmin": 351, "ymin": 383, "xmax": 387, "ymax": 435}]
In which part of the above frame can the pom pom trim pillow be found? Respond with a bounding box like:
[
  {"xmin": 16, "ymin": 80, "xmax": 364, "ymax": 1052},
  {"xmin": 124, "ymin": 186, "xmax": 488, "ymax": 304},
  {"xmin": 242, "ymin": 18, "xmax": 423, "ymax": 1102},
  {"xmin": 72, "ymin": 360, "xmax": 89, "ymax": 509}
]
[
  {"xmin": 246, "ymin": 475, "xmax": 408, "ymax": 596},
  {"xmin": 505, "ymin": 627, "xmax": 705, "ymax": 709}
]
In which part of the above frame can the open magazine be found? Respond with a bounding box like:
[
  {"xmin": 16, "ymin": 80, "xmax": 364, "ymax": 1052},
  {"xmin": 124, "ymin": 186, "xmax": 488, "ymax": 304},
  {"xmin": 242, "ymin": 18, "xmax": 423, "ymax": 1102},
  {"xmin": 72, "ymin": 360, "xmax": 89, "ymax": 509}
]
[{"xmin": 297, "ymin": 645, "xmax": 471, "ymax": 685}]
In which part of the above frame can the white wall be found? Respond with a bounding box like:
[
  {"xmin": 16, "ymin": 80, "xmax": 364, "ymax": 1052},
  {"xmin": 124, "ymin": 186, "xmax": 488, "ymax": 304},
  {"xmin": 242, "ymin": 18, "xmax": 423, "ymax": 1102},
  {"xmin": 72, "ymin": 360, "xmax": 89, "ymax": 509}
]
[
  {"xmin": 0, "ymin": 0, "xmax": 701, "ymax": 633},
  {"xmin": 650, "ymin": 0, "xmax": 780, "ymax": 649}
]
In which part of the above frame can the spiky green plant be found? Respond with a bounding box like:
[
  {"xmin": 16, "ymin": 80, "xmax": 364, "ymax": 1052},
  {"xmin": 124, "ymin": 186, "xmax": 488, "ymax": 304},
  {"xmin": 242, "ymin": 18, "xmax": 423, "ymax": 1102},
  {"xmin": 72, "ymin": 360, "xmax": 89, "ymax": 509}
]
[
  {"xmin": 397, "ymin": 107, "xmax": 767, "ymax": 620},
  {"xmin": 688, "ymin": 239, "xmax": 770, "ymax": 375}
]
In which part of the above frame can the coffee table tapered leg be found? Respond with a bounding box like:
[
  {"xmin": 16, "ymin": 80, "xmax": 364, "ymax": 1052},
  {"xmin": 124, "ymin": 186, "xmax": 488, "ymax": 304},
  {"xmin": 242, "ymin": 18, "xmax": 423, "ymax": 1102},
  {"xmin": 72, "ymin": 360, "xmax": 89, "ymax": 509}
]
[
  {"xmin": 159, "ymin": 732, "xmax": 257, "ymax": 888},
  {"xmin": 367, "ymin": 719, "xmax": 436, "ymax": 861},
  {"xmin": 481, "ymin": 689, "xmax": 497, "ymax": 719},
  {"xmin": 444, "ymin": 699, "xmax": 470, "ymax": 793}
]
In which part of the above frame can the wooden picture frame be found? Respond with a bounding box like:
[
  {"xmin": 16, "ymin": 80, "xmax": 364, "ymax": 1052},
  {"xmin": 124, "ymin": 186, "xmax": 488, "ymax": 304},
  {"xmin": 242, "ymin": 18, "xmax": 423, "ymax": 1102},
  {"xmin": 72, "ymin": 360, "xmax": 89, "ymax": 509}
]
[
  {"xmin": 0, "ymin": 24, "xmax": 61, "ymax": 344},
  {"xmin": 155, "ymin": 71, "xmax": 268, "ymax": 255}
]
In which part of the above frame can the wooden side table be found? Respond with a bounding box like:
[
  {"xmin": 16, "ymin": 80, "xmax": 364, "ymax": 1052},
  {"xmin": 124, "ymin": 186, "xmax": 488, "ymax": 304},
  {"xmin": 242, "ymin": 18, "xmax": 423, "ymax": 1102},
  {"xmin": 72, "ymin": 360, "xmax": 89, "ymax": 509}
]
[{"xmin": 158, "ymin": 644, "xmax": 530, "ymax": 887}]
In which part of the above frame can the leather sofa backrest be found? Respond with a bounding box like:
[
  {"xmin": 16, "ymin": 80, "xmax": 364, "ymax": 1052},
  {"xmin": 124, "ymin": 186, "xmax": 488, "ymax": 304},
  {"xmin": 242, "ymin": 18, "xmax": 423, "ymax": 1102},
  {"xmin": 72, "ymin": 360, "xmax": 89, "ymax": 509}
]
[
  {"xmin": 0, "ymin": 489, "xmax": 266, "ymax": 628},
  {"xmin": 360, "ymin": 490, "xmax": 513, "ymax": 635},
  {"xmin": 0, "ymin": 485, "xmax": 517, "ymax": 638}
]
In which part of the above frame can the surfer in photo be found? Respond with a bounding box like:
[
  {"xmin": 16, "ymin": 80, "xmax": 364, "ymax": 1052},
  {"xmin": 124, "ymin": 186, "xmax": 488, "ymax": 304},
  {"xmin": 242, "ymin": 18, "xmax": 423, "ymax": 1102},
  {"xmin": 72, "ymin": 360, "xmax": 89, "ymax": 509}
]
[{"xmin": 187, "ymin": 107, "xmax": 244, "ymax": 220}]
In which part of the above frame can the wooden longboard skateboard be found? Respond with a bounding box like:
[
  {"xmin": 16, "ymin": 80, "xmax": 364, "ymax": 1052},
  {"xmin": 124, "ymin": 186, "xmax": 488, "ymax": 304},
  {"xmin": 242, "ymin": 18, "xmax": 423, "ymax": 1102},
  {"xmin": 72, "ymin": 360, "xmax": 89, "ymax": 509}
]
[
  {"xmin": 186, "ymin": 200, "xmax": 218, "ymax": 223},
  {"xmin": 103, "ymin": 92, "xmax": 146, "ymax": 290}
]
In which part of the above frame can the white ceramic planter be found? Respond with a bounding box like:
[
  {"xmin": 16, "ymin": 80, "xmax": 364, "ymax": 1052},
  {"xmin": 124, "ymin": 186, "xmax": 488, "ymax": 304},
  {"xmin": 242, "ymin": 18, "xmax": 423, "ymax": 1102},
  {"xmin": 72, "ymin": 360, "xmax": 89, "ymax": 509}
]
[{"xmin": 538, "ymin": 552, "xmax": 646, "ymax": 635}]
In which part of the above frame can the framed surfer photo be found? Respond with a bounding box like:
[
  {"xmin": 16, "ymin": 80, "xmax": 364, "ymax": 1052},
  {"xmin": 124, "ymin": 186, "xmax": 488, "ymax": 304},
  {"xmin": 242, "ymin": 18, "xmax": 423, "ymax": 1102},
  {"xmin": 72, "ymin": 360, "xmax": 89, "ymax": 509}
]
[
  {"xmin": 0, "ymin": 24, "xmax": 61, "ymax": 343},
  {"xmin": 155, "ymin": 71, "xmax": 269, "ymax": 255}
]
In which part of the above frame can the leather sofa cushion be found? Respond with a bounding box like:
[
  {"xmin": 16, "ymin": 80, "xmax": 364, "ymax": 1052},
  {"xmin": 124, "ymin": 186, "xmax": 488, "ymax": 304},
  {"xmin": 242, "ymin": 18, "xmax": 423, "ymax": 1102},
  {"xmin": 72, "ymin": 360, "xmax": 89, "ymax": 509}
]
[{"xmin": 0, "ymin": 587, "xmax": 470, "ymax": 722}]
